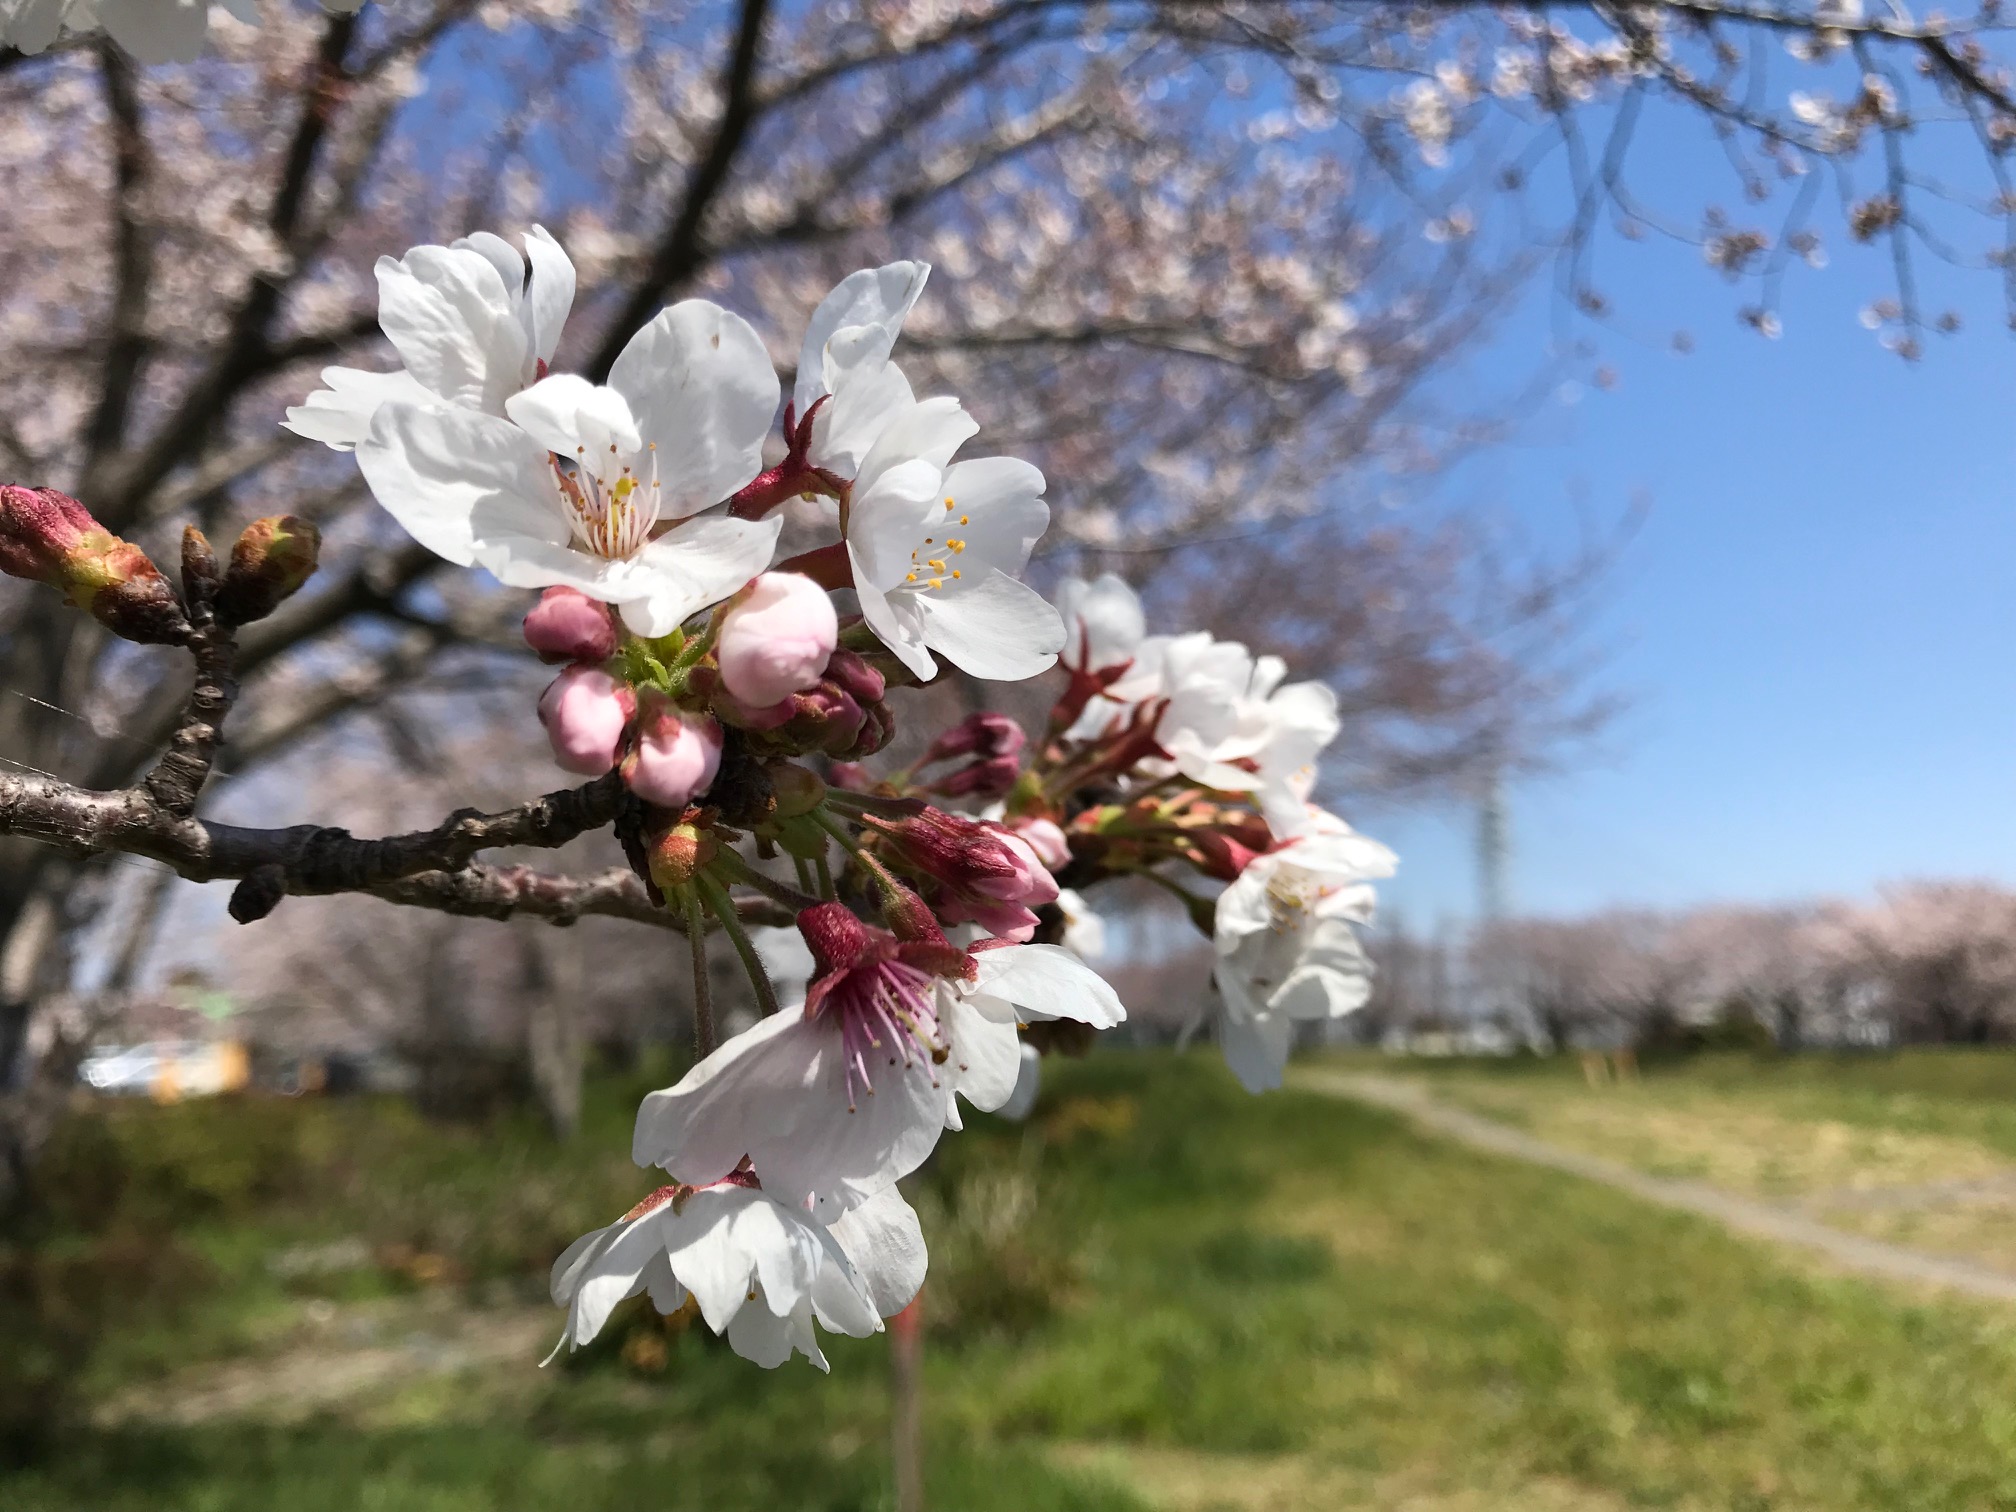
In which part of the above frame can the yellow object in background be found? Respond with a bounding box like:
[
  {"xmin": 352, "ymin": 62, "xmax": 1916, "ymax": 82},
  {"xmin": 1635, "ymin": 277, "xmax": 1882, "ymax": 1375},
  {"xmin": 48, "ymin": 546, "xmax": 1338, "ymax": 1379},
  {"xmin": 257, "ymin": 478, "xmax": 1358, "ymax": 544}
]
[{"xmin": 145, "ymin": 1041, "xmax": 250, "ymax": 1104}]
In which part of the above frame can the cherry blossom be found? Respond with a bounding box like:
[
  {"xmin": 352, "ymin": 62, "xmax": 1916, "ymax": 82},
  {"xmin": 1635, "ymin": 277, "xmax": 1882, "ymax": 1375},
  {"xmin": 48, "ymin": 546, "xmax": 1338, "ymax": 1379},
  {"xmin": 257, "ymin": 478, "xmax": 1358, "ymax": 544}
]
[
  {"xmin": 631, "ymin": 911, "xmax": 1121, "ymax": 1221},
  {"xmin": 1056, "ymin": 572, "xmax": 1148, "ymax": 673},
  {"xmin": 794, "ymin": 261, "xmax": 932, "ymax": 477},
  {"xmin": 546, "ymin": 1175, "xmax": 917, "ymax": 1372},
  {"xmin": 287, "ymin": 227, "xmax": 575, "ymax": 453},
  {"xmin": 1212, "ymin": 810, "xmax": 1397, "ymax": 1091},
  {"xmin": 844, "ymin": 397, "xmax": 1064, "ymax": 681},
  {"xmin": 621, "ymin": 694, "xmax": 722, "ymax": 808},
  {"xmin": 354, "ymin": 299, "xmax": 781, "ymax": 637}
]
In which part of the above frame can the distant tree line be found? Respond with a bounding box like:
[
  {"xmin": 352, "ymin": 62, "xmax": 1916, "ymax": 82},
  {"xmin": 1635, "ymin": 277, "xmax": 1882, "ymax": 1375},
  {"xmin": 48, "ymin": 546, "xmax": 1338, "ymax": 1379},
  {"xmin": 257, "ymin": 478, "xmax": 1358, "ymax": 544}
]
[{"xmin": 1369, "ymin": 883, "xmax": 2016, "ymax": 1052}]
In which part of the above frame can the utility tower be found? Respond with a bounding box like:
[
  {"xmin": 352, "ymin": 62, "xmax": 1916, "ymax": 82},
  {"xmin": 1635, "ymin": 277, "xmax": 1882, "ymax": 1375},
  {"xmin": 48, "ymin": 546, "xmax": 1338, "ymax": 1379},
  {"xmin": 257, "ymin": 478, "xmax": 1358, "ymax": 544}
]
[{"xmin": 1475, "ymin": 769, "xmax": 1510, "ymax": 924}]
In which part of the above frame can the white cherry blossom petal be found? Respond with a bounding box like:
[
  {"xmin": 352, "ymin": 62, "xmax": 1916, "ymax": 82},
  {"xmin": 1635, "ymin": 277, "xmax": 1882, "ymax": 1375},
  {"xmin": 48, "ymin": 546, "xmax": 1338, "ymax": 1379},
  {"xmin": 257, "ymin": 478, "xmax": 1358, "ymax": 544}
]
[
  {"xmin": 794, "ymin": 261, "xmax": 930, "ymax": 417},
  {"xmin": 854, "ymin": 396, "xmax": 977, "ymax": 500},
  {"xmin": 282, "ymin": 367, "xmax": 437, "ymax": 452},
  {"xmin": 969, "ymin": 943, "xmax": 1126, "ymax": 1029},
  {"xmin": 943, "ymin": 994, "xmax": 1022, "ymax": 1114},
  {"xmin": 910, "ymin": 570, "xmax": 1065, "ymax": 680},
  {"xmin": 523, "ymin": 225, "xmax": 577, "ymax": 365},
  {"xmin": 505, "ymin": 373, "xmax": 641, "ymax": 458},
  {"xmin": 615, "ymin": 514, "xmax": 781, "ymax": 638},
  {"xmin": 356, "ymin": 403, "xmax": 559, "ymax": 568},
  {"xmin": 631, "ymin": 1008, "xmax": 947, "ymax": 1222},
  {"xmin": 1218, "ymin": 1010, "xmax": 1295, "ymax": 1094},
  {"xmin": 608, "ymin": 300, "xmax": 779, "ymax": 513},
  {"xmin": 826, "ymin": 1188, "xmax": 927, "ymax": 1319},
  {"xmin": 376, "ymin": 245, "xmax": 524, "ymax": 415}
]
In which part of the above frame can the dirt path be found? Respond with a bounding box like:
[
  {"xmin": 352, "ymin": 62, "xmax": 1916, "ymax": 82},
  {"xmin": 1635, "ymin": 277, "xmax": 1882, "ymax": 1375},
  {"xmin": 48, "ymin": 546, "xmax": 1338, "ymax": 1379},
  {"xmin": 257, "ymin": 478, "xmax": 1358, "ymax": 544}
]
[
  {"xmin": 1300, "ymin": 1069, "xmax": 2016, "ymax": 1304},
  {"xmin": 96, "ymin": 1303, "xmax": 557, "ymax": 1427}
]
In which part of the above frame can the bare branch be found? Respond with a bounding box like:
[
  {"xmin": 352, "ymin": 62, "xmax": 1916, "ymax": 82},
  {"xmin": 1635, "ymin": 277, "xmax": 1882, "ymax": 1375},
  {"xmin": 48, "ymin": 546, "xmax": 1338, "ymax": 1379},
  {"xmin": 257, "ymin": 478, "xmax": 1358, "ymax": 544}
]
[
  {"xmin": 587, "ymin": 0, "xmax": 772, "ymax": 379},
  {"xmin": 0, "ymin": 765, "xmax": 629, "ymax": 915},
  {"xmin": 80, "ymin": 44, "xmax": 151, "ymax": 485}
]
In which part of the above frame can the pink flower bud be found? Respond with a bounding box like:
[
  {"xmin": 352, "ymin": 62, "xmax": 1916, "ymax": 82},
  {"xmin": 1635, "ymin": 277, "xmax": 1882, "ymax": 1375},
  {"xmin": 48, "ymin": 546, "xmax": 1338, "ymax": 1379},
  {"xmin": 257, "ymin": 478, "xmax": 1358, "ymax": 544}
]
[
  {"xmin": 538, "ymin": 666, "xmax": 636, "ymax": 775},
  {"xmin": 715, "ymin": 572, "xmax": 838, "ymax": 708},
  {"xmin": 216, "ymin": 515, "xmax": 319, "ymax": 627},
  {"xmin": 984, "ymin": 826, "xmax": 1061, "ymax": 909},
  {"xmin": 922, "ymin": 711, "xmax": 1026, "ymax": 765},
  {"xmin": 0, "ymin": 485, "xmax": 190, "ymax": 644},
  {"xmin": 622, "ymin": 692, "xmax": 723, "ymax": 809},
  {"xmin": 0, "ymin": 484, "xmax": 92, "ymax": 581},
  {"xmin": 869, "ymin": 807, "xmax": 1060, "ymax": 943},
  {"xmin": 523, "ymin": 586, "xmax": 618, "ymax": 664},
  {"xmin": 931, "ymin": 755, "xmax": 1021, "ymax": 800},
  {"xmin": 823, "ymin": 648, "xmax": 885, "ymax": 705},
  {"xmin": 1010, "ymin": 817, "xmax": 1072, "ymax": 871}
]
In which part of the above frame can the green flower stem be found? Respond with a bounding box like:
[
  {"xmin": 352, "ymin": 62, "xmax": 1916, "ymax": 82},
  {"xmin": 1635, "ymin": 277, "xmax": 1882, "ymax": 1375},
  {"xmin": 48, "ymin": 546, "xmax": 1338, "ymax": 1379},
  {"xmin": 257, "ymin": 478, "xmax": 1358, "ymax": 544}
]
[
  {"xmin": 811, "ymin": 808, "xmax": 912, "ymax": 911},
  {"xmin": 696, "ymin": 871, "xmax": 780, "ymax": 1019},
  {"xmin": 712, "ymin": 848, "xmax": 821, "ymax": 913},
  {"xmin": 680, "ymin": 883, "xmax": 716, "ymax": 1057}
]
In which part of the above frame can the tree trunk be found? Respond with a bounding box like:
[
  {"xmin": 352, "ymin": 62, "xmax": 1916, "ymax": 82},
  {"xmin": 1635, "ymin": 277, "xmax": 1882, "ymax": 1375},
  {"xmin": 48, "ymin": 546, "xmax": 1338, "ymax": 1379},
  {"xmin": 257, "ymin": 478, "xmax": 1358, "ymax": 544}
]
[{"xmin": 521, "ymin": 928, "xmax": 584, "ymax": 1141}]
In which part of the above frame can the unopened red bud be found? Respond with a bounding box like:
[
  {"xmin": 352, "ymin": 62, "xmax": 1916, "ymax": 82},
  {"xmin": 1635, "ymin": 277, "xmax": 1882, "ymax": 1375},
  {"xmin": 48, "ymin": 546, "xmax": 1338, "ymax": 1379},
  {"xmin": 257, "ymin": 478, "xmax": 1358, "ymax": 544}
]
[
  {"xmin": 871, "ymin": 806, "xmax": 1059, "ymax": 942},
  {"xmin": 523, "ymin": 585, "xmax": 617, "ymax": 664},
  {"xmin": 648, "ymin": 821, "xmax": 716, "ymax": 893},
  {"xmin": 216, "ymin": 515, "xmax": 320, "ymax": 626},
  {"xmin": 0, "ymin": 485, "xmax": 92, "ymax": 581},
  {"xmin": 922, "ymin": 711, "xmax": 1025, "ymax": 766},
  {"xmin": 843, "ymin": 699, "xmax": 895, "ymax": 759},
  {"xmin": 822, "ymin": 648, "xmax": 884, "ymax": 706},
  {"xmin": 828, "ymin": 761, "xmax": 871, "ymax": 791},
  {"xmin": 0, "ymin": 485, "xmax": 189, "ymax": 644},
  {"xmin": 787, "ymin": 683, "xmax": 866, "ymax": 755},
  {"xmin": 766, "ymin": 761, "xmax": 826, "ymax": 818},
  {"xmin": 1191, "ymin": 830, "xmax": 1264, "ymax": 882},
  {"xmin": 691, "ymin": 665, "xmax": 796, "ymax": 731},
  {"xmin": 877, "ymin": 881, "xmax": 944, "ymax": 944},
  {"xmin": 82, "ymin": 541, "xmax": 188, "ymax": 644},
  {"xmin": 931, "ymin": 754, "xmax": 1021, "ymax": 799}
]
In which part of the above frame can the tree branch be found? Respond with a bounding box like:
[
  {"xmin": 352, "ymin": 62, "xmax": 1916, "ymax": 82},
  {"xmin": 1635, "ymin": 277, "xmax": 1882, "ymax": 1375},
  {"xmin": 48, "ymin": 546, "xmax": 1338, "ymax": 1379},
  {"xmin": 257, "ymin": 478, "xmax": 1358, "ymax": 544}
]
[
  {"xmin": 96, "ymin": 12, "xmax": 357, "ymax": 526},
  {"xmin": 81, "ymin": 43, "xmax": 151, "ymax": 485},
  {"xmin": 0, "ymin": 766, "xmax": 629, "ymax": 919},
  {"xmin": 366, "ymin": 864, "xmax": 792, "ymax": 931},
  {"xmin": 587, "ymin": 0, "xmax": 772, "ymax": 380}
]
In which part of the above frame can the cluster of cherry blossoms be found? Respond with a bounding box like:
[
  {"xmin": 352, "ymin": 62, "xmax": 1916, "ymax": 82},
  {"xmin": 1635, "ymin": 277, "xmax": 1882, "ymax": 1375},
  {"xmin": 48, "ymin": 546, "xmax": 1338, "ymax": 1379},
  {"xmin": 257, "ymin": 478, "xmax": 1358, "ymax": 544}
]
[
  {"xmin": 0, "ymin": 221, "xmax": 1398, "ymax": 1372},
  {"xmin": 258, "ymin": 227, "xmax": 1393, "ymax": 1371}
]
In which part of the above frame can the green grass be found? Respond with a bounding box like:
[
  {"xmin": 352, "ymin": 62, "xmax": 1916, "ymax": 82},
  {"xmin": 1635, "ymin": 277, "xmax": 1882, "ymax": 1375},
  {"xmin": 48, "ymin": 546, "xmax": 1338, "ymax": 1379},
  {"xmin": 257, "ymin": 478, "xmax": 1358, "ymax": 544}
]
[
  {"xmin": 1355, "ymin": 1046, "xmax": 2016, "ymax": 1155},
  {"xmin": 14, "ymin": 1049, "xmax": 2016, "ymax": 1508}
]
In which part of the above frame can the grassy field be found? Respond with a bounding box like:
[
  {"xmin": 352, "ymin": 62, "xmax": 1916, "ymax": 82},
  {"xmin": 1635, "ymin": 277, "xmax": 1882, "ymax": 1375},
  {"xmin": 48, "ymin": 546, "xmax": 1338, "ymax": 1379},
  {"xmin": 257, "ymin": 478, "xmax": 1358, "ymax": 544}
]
[
  {"xmin": 1354, "ymin": 1048, "xmax": 2016, "ymax": 1271},
  {"xmin": 11, "ymin": 1048, "xmax": 2016, "ymax": 1509}
]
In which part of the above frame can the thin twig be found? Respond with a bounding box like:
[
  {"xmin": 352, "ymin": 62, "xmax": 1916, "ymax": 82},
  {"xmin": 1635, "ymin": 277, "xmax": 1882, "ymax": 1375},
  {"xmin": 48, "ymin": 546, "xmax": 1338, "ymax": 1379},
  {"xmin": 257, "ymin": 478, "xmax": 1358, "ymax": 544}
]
[
  {"xmin": 684, "ymin": 885, "xmax": 717, "ymax": 1058},
  {"xmin": 697, "ymin": 871, "xmax": 781, "ymax": 1017}
]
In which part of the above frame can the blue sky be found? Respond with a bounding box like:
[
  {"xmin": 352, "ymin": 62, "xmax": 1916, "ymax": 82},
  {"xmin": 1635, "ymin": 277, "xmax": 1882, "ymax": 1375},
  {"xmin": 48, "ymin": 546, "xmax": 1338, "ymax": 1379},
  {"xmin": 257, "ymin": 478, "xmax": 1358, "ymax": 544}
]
[{"xmin": 1369, "ymin": 127, "xmax": 2016, "ymax": 928}]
